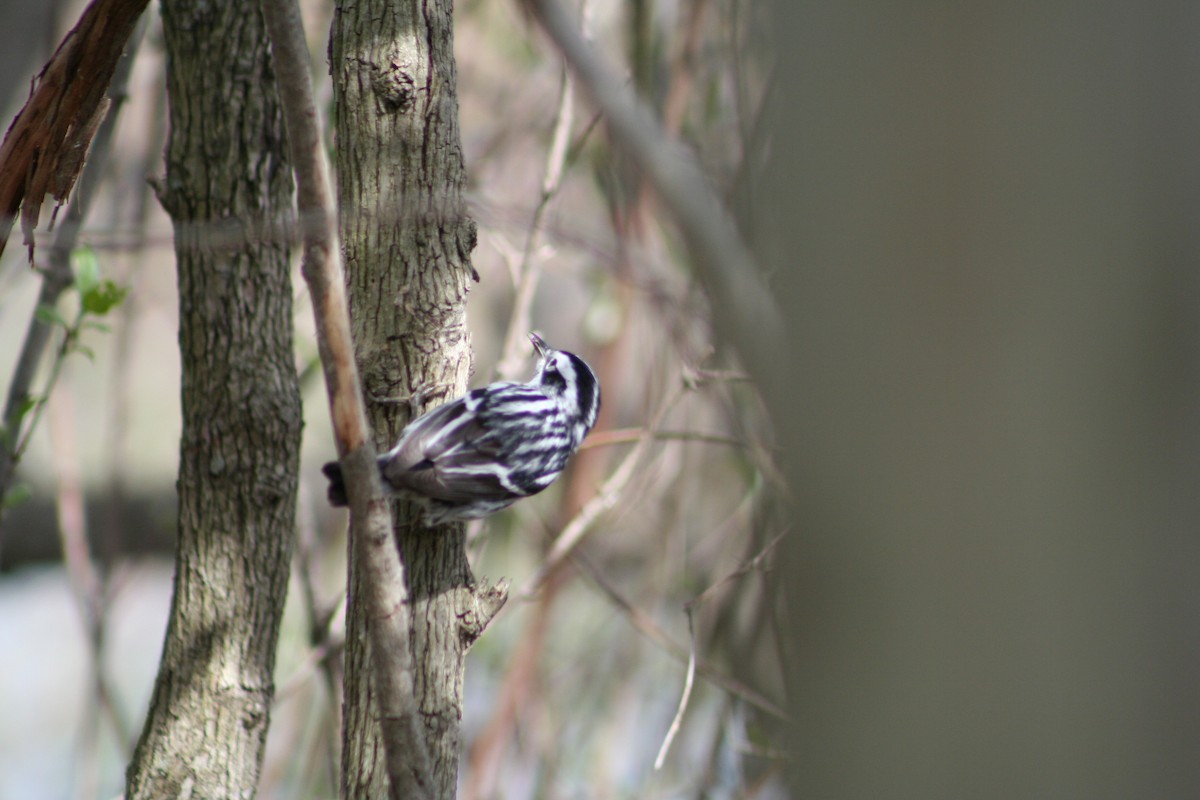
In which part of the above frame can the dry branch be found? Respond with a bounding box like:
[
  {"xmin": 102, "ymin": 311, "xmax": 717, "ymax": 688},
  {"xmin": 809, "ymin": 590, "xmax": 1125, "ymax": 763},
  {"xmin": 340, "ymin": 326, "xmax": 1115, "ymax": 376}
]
[
  {"xmin": 258, "ymin": 0, "xmax": 432, "ymax": 796},
  {"xmin": 522, "ymin": 0, "xmax": 783, "ymax": 389},
  {"xmin": 0, "ymin": 20, "xmax": 143, "ymax": 552},
  {"xmin": 0, "ymin": 0, "xmax": 149, "ymax": 261}
]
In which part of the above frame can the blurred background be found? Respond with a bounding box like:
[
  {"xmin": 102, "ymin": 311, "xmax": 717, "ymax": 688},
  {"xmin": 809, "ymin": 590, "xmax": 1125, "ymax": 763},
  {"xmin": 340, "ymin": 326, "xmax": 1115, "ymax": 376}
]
[{"xmin": 6, "ymin": 1, "xmax": 1200, "ymax": 798}]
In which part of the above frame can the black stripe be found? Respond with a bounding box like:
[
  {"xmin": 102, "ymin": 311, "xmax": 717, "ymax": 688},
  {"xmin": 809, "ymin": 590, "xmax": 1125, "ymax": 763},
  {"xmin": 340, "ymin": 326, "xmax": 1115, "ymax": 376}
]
[{"xmin": 566, "ymin": 353, "xmax": 599, "ymax": 427}]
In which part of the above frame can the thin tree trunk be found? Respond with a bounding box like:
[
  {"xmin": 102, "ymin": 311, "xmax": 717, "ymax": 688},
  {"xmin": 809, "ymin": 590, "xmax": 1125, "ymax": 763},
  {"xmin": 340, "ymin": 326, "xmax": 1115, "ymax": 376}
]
[
  {"xmin": 124, "ymin": 0, "xmax": 300, "ymax": 795},
  {"xmin": 330, "ymin": 0, "xmax": 505, "ymax": 797}
]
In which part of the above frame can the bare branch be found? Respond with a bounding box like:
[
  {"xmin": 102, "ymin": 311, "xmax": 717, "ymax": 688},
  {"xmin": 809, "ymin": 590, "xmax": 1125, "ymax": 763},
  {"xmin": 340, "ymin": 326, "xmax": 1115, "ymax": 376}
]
[
  {"xmin": 687, "ymin": 530, "xmax": 786, "ymax": 611},
  {"xmin": 571, "ymin": 552, "xmax": 787, "ymax": 720},
  {"xmin": 522, "ymin": 384, "xmax": 683, "ymax": 595},
  {"xmin": 521, "ymin": 0, "xmax": 784, "ymax": 386},
  {"xmin": 654, "ymin": 607, "xmax": 697, "ymax": 770},
  {"xmin": 579, "ymin": 427, "xmax": 754, "ymax": 451},
  {"xmin": 291, "ymin": 478, "xmax": 345, "ymax": 755},
  {"xmin": 0, "ymin": 19, "xmax": 144, "ymax": 550},
  {"xmin": 49, "ymin": 386, "xmax": 133, "ymax": 792},
  {"xmin": 494, "ymin": 9, "xmax": 583, "ymax": 382},
  {"xmin": 258, "ymin": 0, "xmax": 431, "ymax": 796}
]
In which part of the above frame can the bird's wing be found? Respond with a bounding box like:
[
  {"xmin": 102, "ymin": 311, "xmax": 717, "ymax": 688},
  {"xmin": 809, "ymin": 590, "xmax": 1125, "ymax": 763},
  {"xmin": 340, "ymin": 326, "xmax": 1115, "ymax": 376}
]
[{"xmin": 380, "ymin": 386, "xmax": 531, "ymax": 504}]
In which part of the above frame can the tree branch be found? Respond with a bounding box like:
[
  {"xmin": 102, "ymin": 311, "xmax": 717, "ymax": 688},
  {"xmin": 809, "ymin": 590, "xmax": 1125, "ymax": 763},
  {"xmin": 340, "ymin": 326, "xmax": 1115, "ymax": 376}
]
[
  {"xmin": 521, "ymin": 0, "xmax": 784, "ymax": 389},
  {"xmin": 258, "ymin": 0, "xmax": 431, "ymax": 797},
  {"xmin": 494, "ymin": 29, "xmax": 580, "ymax": 381},
  {"xmin": 0, "ymin": 17, "xmax": 144, "ymax": 552},
  {"xmin": 522, "ymin": 383, "xmax": 683, "ymax": 595},
  {"xmin": 570, "ymin": 551, "xmax": 787, "ymax": 720},
  {"xmin": 0, "ymin": 0, "xmax": 150, "ymax": 262}
]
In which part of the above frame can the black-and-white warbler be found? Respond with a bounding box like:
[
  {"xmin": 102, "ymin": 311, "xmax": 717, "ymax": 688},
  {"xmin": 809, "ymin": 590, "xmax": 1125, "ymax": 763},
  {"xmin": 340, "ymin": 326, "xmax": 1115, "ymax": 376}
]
[{"xmin": 322, "ymin": 333, "xmax": 601, "ymax": 524}]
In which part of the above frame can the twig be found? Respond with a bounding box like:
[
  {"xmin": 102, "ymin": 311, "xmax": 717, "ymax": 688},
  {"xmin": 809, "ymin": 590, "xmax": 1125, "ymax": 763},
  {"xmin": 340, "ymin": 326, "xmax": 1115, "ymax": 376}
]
[
  {"xmin": 579, "ymin": 427, "xmax": 753, "ymax": 451},
  {"xmin": 522, "ymin": 382, "xmax": 683, "ymax": 596},
  {"xmin": 292, "ymin": 478, "xmax": 345, "ymax": 731},
  {"xmin": 494, "ymin": 1, "xmax": 586, "ymax": 381},
  {"xmin": 49, "ymin": 26, "xmax": 147, "ymax": 771},
  {"xmin": 661, "ymin": 0, "xmax": 711, "ymax": 137},
  {"xmin": 654, "ymin": 607, "xmax": 697, "ymax": 770},
  {"xmin": 48, "ymin": 383, "xmax": 133, "ymax": 784},
  {"xmin": 0, "ymin": 16, "xmax": 144, "ymax": 553},
  {"xmin": 276, "ymin": 632, "xmax": 344, "ymax": 704},
  {"xmin": 681, "ymin": 366, "xmax": 754, "ymax": 386},
  {"xmin": 570, "ymin": 551, "xmax": 786, "ymax": 720},
  {"xmin": 521, "ymin": 0, "xmax": 784, "ymax": 394},
  {"xmin": 258, "ymin": 0, "xmax": 430, "ymax": 797},
  {"xmin": 687, "ymin": 530, "xmax": 786, "ymax": 610}
]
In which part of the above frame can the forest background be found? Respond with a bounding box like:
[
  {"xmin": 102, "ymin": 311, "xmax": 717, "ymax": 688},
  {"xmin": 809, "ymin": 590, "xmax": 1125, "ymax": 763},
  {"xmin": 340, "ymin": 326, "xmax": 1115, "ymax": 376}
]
[{"xmin": 2, "ymin": 1, "xmax": 1199, "ymax": 799}]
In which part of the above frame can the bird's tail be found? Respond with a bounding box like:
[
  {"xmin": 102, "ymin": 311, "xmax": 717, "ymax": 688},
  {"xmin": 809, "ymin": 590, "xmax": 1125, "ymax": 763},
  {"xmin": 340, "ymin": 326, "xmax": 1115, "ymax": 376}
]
[{"xmin": 322, "ymin": 461, "xmax": 349, "ymax": 507}]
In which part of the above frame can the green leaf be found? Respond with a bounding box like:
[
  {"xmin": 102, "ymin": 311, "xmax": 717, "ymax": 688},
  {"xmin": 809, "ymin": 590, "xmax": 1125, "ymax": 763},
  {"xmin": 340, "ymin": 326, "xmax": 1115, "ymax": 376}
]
[
  {"xmin": 9, "ymin": 397, "xmax": 40, "ymax": 438},
  {"xmin": 1, "ymin": 483, "xmax": 33, "ymax": 510},
  {"xmin": 17, "ymin": 396, "xmax": 38, "ymax": 419},
  {"xmin": 0, "ymin": 396, "xmax": 39, "ymax": 449},
  {"xmin": 81, "ymin": 280, "xmax": 129, "ymax": 316},
  {"xmin": 72, "ymin": 246, "xmax": 101, "ymax": 295},
  {"xmin": 35, "ymin": 304, "xmax": 69, "ymax": 328},
  {"xmin": 73, "ymin": 344, "xmax": 96, "ymax": 361}
]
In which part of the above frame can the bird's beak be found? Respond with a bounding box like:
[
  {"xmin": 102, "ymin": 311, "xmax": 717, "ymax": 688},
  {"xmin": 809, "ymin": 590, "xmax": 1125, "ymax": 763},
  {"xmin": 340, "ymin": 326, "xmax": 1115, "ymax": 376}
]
[{"xmin": 529, "ymin": 332, "xmax": 548, "ymax": 359}]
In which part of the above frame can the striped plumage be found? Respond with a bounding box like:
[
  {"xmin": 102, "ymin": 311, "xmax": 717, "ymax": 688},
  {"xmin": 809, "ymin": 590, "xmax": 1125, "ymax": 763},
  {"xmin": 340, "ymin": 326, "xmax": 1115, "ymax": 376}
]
[{"xmin": 323, "ymin": 333, "xmax": 600, "ymax": 524}]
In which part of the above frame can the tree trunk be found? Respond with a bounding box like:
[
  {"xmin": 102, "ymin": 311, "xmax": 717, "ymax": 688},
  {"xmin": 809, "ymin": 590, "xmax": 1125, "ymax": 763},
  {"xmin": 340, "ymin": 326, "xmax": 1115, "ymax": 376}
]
[
  {"xmin": 124, "ymin": 0, "xmax": 300, "ymax": 796},
  {"xmin": 330, "ymin": 0, "xmax": 502, "ymax": 797}
]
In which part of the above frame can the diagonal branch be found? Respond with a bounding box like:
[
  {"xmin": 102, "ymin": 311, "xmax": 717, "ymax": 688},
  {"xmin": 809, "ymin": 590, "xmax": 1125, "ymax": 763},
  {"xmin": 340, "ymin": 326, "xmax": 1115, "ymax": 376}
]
[
  {"xmin": 521, "ymin": 0, "xmax": 784, "ymax": 390},
  {"xmin": 258, "ymin": 0, "xmax": 431, "ymax": 797},
  {"xmin": 494, "ymin": 2, "xmax": 584, "ymax": 381},
  {"xmin": 521, "ymin": 383, "xmax": 683, "ymax": 596},
  {"xmin": 570, "ymin": 551, "xmax": 787, "ymax": 720},
  {"xmin": 0, "ymin": 18, "xmax": 145, "ymax": 552}
]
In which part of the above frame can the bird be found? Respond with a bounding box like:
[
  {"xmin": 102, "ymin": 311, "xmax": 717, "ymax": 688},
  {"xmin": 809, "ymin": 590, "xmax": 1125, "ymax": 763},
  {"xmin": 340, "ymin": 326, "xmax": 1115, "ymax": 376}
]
[{"xmin": 322, "ymin": 333, "xmax": 600, "ymax": 525}]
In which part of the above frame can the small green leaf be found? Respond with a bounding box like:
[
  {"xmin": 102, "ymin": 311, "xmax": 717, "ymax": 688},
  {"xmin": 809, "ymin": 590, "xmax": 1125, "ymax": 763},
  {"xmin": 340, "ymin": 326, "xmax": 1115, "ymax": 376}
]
[
  {"xmin": 72, "ymin": 246, "xmax": 101, "ymax": 295},
  {"xmin": 11, "ymin": 397, "xmax": 39, "ymax": 436},
  {"xmin": 81, "ymin": 280, "xmax": 129, "ymax": 316},
  {"xmin": 73, "ymin": 344, "xmax": 96, "ymax": 361},
  {"xmin": 17, "ymin": 396, "xmax": 38, "ymax": 418},
  {"xmin": 80, "ymin": 320, "xmax": 112, "ymax": 334},
  {"xmin": 35, "ymin": 304, "xmax": 69, "ymax": 328},
  {"xmin": 1, "ymin": 483, "xmax": 33, "ymax": 510}
]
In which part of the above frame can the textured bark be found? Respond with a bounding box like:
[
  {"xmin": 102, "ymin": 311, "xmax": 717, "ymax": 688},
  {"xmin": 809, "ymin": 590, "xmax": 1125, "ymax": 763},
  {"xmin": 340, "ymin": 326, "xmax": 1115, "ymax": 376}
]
[
  {"xmin": 124, "ymin": 0, "xmax": 300, "ymax": 796},
  {"xmin": 330, "ymin": 0, "xmax": 501, "ymax": 797}
]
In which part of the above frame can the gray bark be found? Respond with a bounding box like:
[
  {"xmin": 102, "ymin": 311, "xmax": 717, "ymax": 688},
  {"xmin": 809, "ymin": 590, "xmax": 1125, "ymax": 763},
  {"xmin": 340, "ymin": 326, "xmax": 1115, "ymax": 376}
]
[
  {"xmin": 124, "ymin": 0, "xmax": 301, "ymax": 795},
  {"xmin": 330, "ymin": 0, "xmax": 504, "ymax": 797}
]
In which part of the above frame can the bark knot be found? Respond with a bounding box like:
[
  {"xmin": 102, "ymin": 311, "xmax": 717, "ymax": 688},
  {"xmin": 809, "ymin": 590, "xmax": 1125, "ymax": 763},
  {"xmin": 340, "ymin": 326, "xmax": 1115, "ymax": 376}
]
[
  {"xmin": 371, "ymin": 58, "xmax": 417, "ymax": 113},
  {"xmin": 458, "ymin": 578, "xmax": 510, "ymax": 645}
]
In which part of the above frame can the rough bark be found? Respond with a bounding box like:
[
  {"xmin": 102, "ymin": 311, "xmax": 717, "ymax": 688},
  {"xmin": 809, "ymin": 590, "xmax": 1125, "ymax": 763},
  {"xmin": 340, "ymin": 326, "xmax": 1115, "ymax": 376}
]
[
  {"xmin": 330, "ymin": 0, "xmax": 503, "ymax": 797},
  {"xmin": 124, "ymin": 0, "xmax": 300, "ymax": 796},
  {"xmin": 260, "ymin": 0, "xmax": 437, "ymax": 794}
]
